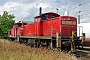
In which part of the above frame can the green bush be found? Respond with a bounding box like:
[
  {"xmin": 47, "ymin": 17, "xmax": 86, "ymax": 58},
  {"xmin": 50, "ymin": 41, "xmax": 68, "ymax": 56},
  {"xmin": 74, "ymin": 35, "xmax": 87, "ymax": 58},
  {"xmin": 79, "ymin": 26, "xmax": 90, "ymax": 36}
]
[{"xmin": 0, "ymin": 11, "xmax": 15, "ymax": 38}]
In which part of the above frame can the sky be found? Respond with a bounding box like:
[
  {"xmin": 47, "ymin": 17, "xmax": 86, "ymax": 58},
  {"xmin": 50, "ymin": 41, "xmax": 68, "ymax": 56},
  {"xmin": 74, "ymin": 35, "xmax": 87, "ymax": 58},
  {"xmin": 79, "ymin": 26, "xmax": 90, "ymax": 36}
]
[
  {"xmin": 0, "ymin": 0, "xmax": 90, "ymax": 38},
  {"xmin": 0, "ymin": 0, "xmax": 90, "ymax": 23}
]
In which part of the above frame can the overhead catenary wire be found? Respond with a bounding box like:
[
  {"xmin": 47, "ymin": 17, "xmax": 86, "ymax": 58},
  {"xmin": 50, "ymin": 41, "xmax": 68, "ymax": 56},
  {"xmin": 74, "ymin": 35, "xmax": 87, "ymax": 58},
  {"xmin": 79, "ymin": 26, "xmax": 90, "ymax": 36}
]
[{"xmin": 57, "ymin": 0, "xmax": 86, "ymax": 11}]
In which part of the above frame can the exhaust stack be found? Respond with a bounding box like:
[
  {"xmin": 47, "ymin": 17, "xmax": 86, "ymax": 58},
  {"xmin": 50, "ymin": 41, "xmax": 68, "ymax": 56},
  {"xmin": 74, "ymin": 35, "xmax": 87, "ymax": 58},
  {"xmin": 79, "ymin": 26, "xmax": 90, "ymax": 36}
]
[{"xmin": 39, "ymin": 7, "xmax": 42, "ymax": 16}]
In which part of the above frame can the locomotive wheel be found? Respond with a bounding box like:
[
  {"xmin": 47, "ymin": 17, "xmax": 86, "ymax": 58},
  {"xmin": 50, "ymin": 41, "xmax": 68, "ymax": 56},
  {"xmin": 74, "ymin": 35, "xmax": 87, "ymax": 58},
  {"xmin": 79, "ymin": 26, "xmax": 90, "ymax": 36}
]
[
  {"xmin": 8, "ymin": 37, "xmax": 11, "ymax": 41},
  {"xmin": 8, "ymin": 36, "xmax": 15, "ymax": 41},
  {"xmin": 39, "ymin": 40, "xmax": 50, "ymax": 49},
  {"xmin": 62, "ymin": 41, "xmax": 71, "ymax": 52},
  {"xmin": 35, "ymin": 39, "xmax": 40, "ymax": 48},
  {"xmin": 47, "ymin": 42, "xmax": 51, "ymax": 49}
]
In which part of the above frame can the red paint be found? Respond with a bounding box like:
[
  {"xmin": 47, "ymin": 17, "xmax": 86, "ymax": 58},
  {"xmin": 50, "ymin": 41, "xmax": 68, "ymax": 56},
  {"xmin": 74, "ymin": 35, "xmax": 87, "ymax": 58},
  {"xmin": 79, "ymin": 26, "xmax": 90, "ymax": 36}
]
[{"xmin": 9, "ymin": 12, "xmax": 77, "ymax": 37}]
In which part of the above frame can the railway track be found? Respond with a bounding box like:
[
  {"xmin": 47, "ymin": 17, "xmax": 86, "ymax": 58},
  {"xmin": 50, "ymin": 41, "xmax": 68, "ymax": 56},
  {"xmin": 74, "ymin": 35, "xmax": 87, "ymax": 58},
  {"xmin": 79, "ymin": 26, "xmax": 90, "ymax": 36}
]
[
  {"xmin": 31, "ymin": 46, "xmax": 90, "ymax": 60},
  {"xmin": 71, "ymin": 49, "xmax": 90, "ymax": 60},
  {"xmin": 25, "ymin": 41, "xmax": 90, "ymax": 60}
]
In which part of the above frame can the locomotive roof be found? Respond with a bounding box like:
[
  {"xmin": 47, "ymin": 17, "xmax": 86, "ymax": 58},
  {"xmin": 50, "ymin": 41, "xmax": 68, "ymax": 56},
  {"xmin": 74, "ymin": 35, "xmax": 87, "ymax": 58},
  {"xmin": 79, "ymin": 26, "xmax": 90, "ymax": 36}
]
[
  {"xmin": 35, "ymin": 12, "xmax": 60, "ymax": 18},
  {"xmin": 61, "ymin": 16, "xmax": 76, "ymax": 18},
  {"xmin": 15, "ymin": 21, "xmax": 28, "ymax": 24}
]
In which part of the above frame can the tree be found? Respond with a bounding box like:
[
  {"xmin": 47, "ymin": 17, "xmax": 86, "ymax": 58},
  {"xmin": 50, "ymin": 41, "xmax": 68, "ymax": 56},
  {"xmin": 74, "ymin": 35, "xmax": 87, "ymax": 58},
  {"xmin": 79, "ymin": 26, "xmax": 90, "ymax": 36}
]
[{"xmin": 0, "ymin": 11, "xmax": 15, "ymax": 38}]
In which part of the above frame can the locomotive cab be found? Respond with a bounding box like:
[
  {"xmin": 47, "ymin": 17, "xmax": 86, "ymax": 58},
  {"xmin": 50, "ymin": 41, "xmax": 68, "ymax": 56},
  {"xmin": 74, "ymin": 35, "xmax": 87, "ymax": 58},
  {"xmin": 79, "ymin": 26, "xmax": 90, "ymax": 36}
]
[{"xmin": 41, "ymin": 12, "xmax": 60, "ymax": 20}]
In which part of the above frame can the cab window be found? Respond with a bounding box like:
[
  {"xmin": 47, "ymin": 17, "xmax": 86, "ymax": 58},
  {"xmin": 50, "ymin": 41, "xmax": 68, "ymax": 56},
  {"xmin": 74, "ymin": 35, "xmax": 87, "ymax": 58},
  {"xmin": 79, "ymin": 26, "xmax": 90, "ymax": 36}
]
[
  {"xmin": 42, "ymin": 15, "xmax": 48, "ymax": 20},
  {"xmin": 17, "ymin": 23, "xmax": 22, "ymax": 27},
  {"xmin": 24, "ymin": 23, "xmax": 27, "ymax": 25},
  {"xmin": 52, "ymin": 15, "xmax": 56, "ymax": 18},
  {"xmin": 34, "ymin": 18, "xmax": 38, "ymax": 22}
]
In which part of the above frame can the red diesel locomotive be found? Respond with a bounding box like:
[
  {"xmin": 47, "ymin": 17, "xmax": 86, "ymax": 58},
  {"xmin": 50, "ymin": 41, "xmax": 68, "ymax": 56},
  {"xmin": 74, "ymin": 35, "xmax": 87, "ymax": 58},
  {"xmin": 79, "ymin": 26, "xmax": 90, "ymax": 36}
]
[{"xmin": 8, "ymin": 8, "xmax": 85, "ymax": 51}]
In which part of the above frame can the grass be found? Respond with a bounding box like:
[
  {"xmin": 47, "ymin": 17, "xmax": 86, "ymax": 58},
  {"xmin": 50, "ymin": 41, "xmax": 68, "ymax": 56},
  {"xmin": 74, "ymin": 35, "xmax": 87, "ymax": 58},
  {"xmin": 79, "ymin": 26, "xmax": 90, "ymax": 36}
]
[{"xmin": 0, "ymin": 39, "xmax": 78, "ymax": 60}]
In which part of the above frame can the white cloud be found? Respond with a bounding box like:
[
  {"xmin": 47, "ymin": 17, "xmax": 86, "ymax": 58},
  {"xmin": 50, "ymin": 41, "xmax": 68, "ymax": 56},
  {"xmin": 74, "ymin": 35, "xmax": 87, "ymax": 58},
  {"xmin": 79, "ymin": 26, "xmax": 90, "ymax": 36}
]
[
  {"xmin": 0, "ymin": 0, "xmax": 90, "ymax": 38},
  {"xmin": 0, "ymin": 1, "xmax": 63, "ymax": 21},
  {"xmin": 0, "ymin": 2, "xmax": 22, "ymax": 12},
  {"xmin": 0, "ymin": 0, "xmax": 90, "ymax": 22},
  {"xmin": 0, "ymin": 0, "xmax": 90, "ymax": 23},
  {"xmin": 37, "ymin": 3, "xmax": 49, "ymax": 8},
  {"xmin": 0, "ymin": 0, "xmax": 58, "ymax": 22}
]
